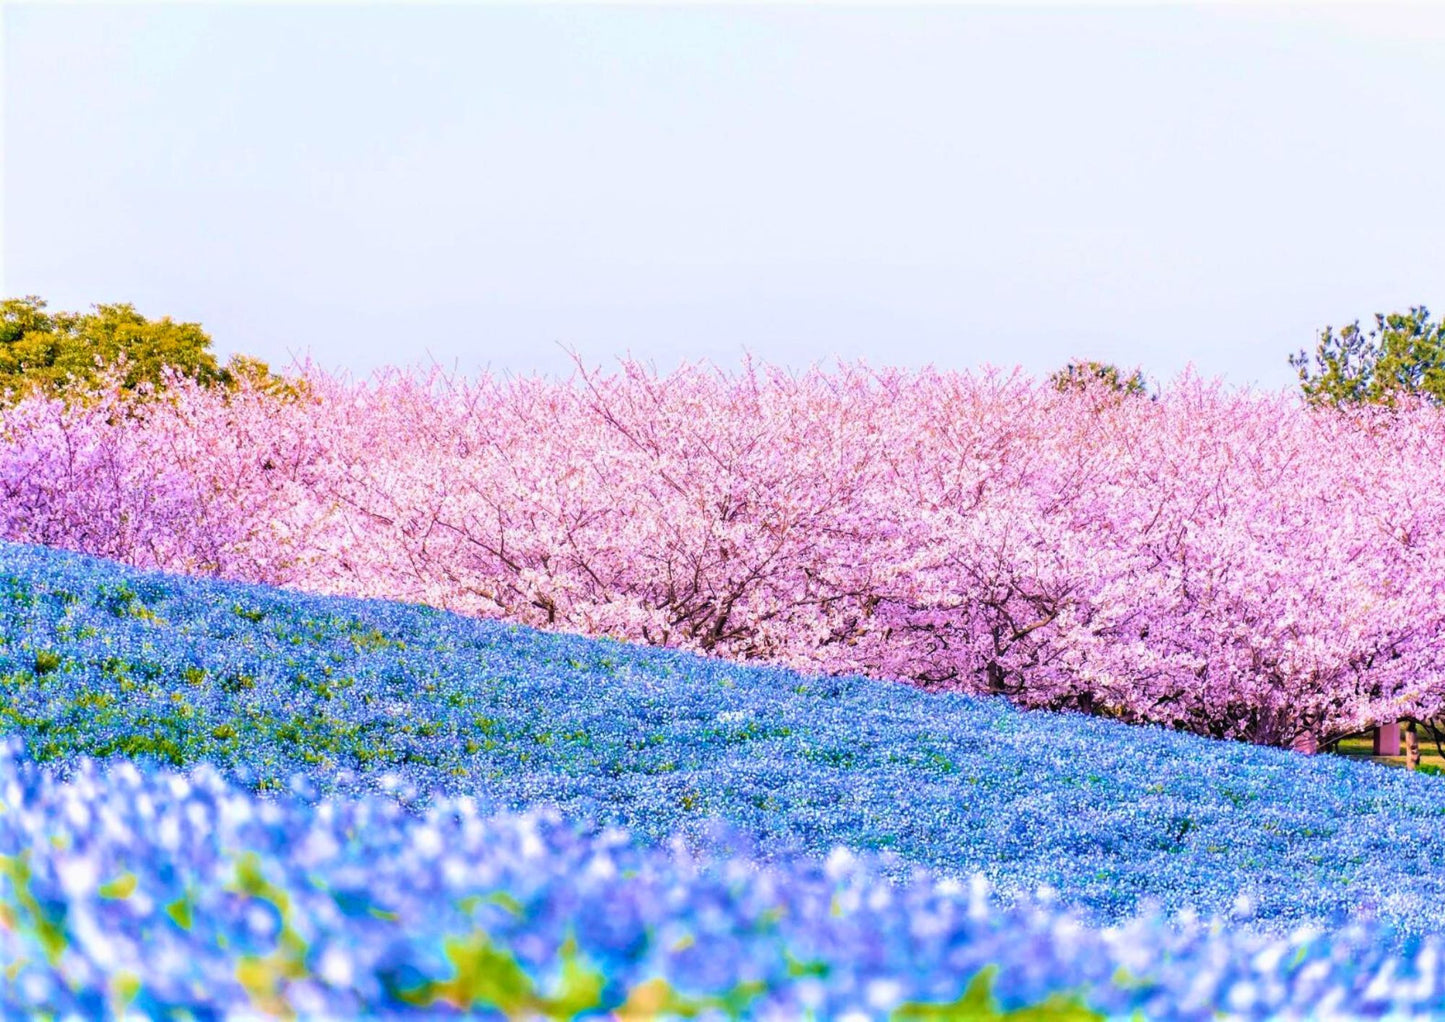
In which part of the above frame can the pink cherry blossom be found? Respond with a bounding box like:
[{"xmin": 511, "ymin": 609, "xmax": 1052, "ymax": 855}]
[{"xmin": 5, "ymin": 360, "xmax": 1442, "ymax": 751}]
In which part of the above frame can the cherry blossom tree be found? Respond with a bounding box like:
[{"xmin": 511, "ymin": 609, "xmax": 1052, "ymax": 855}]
[{"xmin": 5, "ymin": 359, "xmax": 1444, "ymax": 753}]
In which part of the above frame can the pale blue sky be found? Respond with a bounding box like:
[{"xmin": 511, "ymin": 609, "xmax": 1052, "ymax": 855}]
[{"xmin": 4, "ymin": 3, "xmax": 1443, "ymax": 390}]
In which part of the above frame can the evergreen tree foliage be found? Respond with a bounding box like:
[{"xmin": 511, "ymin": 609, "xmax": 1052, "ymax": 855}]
[
  {"xmin": 1290, "ymin": 306, "xmax": 1445, "ymax": 408},
  {"xmin": 1048, "ymin": 360, "xmax": 1150, "ymax": 398}
]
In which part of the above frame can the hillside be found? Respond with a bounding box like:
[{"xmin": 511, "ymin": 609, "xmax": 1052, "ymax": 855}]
[
  {"xmin": 4, "ymin": 539, "xmax": 1445, "ymax": 937},
  {"xmin": 7, "ymin": 539, "xmax": 1445, "ymax": 1016}
]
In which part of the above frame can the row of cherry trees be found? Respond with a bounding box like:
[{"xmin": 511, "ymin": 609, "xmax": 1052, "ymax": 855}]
[{"xmin": 3, "ymin": 361, "xmax": 1443, "ymax": 751}]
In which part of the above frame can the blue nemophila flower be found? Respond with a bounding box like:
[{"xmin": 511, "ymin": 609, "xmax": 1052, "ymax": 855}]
[
  {"xmin": 6, "ymin": 539, "xmax": 1445, "ymax": 1015},
  {"xmin": 3, "ymin": 743, "xmax": 1445, "ymax": 1020}
]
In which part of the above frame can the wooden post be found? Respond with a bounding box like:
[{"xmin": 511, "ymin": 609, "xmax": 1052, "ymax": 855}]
[{"xmin": 1373, "ymin": 722, "xmax": 1401, "ymax": 757}]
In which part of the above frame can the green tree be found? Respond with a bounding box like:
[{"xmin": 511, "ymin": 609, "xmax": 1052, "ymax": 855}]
[
  {"xmin": 1290, "ymin": 306, "xmax": 1445, "ymax": 408},
  {"xmin": 1048, "ymin": 360, "xmax": 1150, "ymax": 398},
  {"xmin": 0, "ymin": 296, "xmax": 285, "ymax": 403}
]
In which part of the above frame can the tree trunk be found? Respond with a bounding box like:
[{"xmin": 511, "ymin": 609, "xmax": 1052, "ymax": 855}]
[
  {"xmin": 1406, "ymin": 721, "xmax": 1421, "ymax": 771},
  {"xmin": 1374, "ymin": 722, "xmax": 1401, "ymax": 757},
  {"xmin": 1290, "ymin": 731, "xmax": 1318, "ymax": 755}
]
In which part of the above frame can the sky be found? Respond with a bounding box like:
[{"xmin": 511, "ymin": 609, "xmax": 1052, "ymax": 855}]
[{"xmin": 3, "ymin": 3, "xmax": 1443, "ymax": 392}]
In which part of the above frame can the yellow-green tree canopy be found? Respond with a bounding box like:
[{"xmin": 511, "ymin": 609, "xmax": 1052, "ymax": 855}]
[
  {"xmin": 0, "ymin": 296, "xmax": 283, "ymax": 402},
  {"xmin": 1048, "ymin": 360, "xmax": 1151, "ymax": 398}
]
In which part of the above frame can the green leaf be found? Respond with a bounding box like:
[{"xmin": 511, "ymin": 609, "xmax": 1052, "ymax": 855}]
[{"xmin": 893, "ymin": 965, "xmax": 1104, "ymax": 1021}]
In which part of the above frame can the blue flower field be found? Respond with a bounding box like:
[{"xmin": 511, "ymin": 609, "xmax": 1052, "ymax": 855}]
[{"xmin": 3, "ymin": 539, "xmax": 1445, "ymax": 1018}]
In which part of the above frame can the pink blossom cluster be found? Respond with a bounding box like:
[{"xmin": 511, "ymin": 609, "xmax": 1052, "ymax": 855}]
[{"xmin": 4, "ymin": 362, "xmax": 1442, "ymax": 750}]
